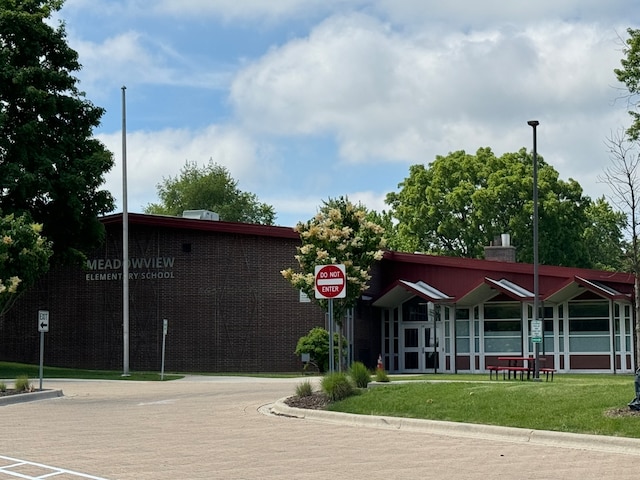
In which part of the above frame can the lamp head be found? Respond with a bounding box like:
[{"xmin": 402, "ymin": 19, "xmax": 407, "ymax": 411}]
[{"xmin": 527, "ymin": 120, "xmax": 539, "ymax": 127}]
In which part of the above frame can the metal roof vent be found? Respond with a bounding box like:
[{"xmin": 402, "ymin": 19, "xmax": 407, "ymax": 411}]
[{"xmin": 182, "ymin": 210, "xmax": 220, "ymax": 221}]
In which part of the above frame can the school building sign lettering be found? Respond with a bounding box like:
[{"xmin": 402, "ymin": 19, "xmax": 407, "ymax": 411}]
[{"xmin": 85, "ymin": 257, "xmax": 175, "ymax": 281}]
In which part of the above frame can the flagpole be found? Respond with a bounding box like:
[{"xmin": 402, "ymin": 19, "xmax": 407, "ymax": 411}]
[{"xmin": 122, "ymin": 86, "xmax": 130, "ymax": 376}]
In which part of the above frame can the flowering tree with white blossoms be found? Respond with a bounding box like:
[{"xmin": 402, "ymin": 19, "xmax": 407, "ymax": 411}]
[
  {"xmin": 281, "ymin": 196, "xmax": 386, "ymax": 325},
  {"xmin": 0, "ymin": 213, "xmax": 52, "ymax": 318}
]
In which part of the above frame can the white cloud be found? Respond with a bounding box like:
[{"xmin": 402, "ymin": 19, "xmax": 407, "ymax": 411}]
[
  {"xmin": 98, "ymin": 126, "xmax": 262, "ymax": 211},
  {"xmin": 71, "ymin": 31, "xmax": 232, "ymax": 97},
  {"xmin": 372, "ymin": 0, "xmax": 638, "ymax": 29},
  {"xmin": 62, "ymin": 0, "xmax": 640, "ymax": 26},
  {"xmin": 229, "ymin": 14, "xmax": 627, "ymax": 169},
  {"xmin": 348, "ymin": 190, "xmax": 388, "ymax": 213},
  {"xmin": 152, "ymin": 0, "xmax": 347, "ymax": 22},
  {"xmin": 54, "ymin": 1, "xmax": 640, "ymax": 227},
  {"xmin": 263, "ymin": 190, "xmax": 387, "ymax": 225}
]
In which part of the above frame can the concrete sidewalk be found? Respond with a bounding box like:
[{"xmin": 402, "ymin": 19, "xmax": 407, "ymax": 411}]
[{"xmin": 1, "ymin": 377, "xmax": 639, "ymax": 479}]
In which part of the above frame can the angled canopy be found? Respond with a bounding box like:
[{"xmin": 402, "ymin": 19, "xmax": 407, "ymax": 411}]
[
  {"xmin": 544, "ymin": 276, "xmax": 632, "ymax": 304},
  {"xmin": 455, "ymin": 277, "xmax": 533, "ymax": 306},
  {"xmin": 373, "ymin": 280, "xmax": 453, "ymax": 308}
]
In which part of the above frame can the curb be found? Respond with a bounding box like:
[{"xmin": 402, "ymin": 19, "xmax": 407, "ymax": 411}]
[
  {"xmin": 0, "ymin": 389, "xmax": 63, "ymax": 407},
  {"xmin": 271, "ymin": 397, "xmax": 640, "ymax": 456}
]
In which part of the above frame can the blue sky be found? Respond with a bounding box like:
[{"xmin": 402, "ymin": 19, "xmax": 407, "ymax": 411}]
[{"xmin": 54, "ymin": 0, "xmax": 640, "ymax": 227}]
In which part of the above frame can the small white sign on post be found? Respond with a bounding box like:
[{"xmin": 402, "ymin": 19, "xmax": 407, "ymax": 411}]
[
  {"xmin": 38, "ymin": 310, "xmax": 49, "ymax": 390},
  {"xmin": 38, "ymin": 310, "xmax": 49, "ymax": 332},
  {"xmin": 531, "ymin": 319, "xmax": 542, "ymax": 344}
]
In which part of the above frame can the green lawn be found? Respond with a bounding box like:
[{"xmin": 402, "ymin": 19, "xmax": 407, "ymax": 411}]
[
  {"xmin": 0, "ymin": 362, "xmax": 184, "ymax": 381},
  {"xmin": 328, "ymin": 374, "xmax": 640, "ymax": 438},
  {"xmin": 0, "ymin": 362, "xmax": 311, "ymax": 381}
]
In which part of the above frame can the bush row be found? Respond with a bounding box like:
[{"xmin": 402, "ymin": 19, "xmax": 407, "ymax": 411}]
[{"xmin": 295, "ymin": 362, "xmax": 390, "ymax": 403}]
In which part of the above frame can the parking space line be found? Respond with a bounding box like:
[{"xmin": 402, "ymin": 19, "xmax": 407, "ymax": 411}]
[{"xmin": 0, "ymin": 455, "xmax": 109, "ymax": 479}]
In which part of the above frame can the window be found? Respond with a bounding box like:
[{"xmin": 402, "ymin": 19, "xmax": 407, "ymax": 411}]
[
  {"xmin": 484, "ymin": 319, "xmax": 521, "ymax": 353},
  {"xmin": 484, "ymin": 304, "xmax": 520, "ymax": 319},
  {"xmin": 483, "ymin": 303, "xmax": 522, "ymax": 353},
  {"xmin": 455, "ymin": 309, "xmax": 470, "ymax": 353},
  {"xmin": 568, "ymin": 301, "xmax": 610, "ymax": 353}
]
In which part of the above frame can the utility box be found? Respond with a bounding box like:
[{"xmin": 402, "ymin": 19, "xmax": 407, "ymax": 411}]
[{"xmin": 182, "ymin": 210, "xmax": 220, "ymax": 221}]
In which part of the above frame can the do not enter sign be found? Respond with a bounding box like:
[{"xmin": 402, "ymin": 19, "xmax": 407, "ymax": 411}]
[{"xmin": 315, "ymin": 264, "xmax": 346, "ymax": 299}]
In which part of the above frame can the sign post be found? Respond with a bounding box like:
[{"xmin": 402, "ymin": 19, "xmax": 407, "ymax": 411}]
[
  {"xmin": 38, "ymin": 310, "xmax": 49, "ymax": 390},
  {"xmin": 315, "ymin": 265, "xmax": 346, "ymax": 373},
  {"xmin": 161, "ymin": 319, "xmax": 168, "ymax": 381}
]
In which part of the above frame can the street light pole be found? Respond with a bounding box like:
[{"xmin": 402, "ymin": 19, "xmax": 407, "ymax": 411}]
[{"xmin": 527, "ymin": 120, "xmax": 540, "ymax": 381}]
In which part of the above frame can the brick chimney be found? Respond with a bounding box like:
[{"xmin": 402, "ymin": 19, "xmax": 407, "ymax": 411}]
[{"xmin": 484, "ymin": 233, "xmax": 516, "ymax": 262}]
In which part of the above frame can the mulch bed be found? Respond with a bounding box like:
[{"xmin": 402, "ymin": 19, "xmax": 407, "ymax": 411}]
[
  {"xmin": 604, "ymin": 407, "xmax": 640, "ymax": 418},
  {"xmin": 284, "ymin": 392, "xmax": 331, "ymax": 410}
]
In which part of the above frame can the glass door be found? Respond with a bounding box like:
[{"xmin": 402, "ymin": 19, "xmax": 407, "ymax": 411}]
[
  {"xmin": 423, "ymin": 324, "xmax": 440, "ymax": 372},
  {"xmin": 402, "ymin": 323, "xmax": 442, "ymax": 373}
]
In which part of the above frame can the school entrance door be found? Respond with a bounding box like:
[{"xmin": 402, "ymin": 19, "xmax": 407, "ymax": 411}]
[{"xmin": 401, "ymin": 322, "xmax": 443, "ymax": 373}]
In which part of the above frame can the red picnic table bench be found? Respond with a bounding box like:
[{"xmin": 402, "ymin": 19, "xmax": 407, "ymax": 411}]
[{"xmin": 487, "ymin": 356, "xmax": 556, "ymax": 381}]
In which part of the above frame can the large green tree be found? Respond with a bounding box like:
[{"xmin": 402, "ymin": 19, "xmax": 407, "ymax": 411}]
[
  {"xmin": 615, "ymin": 28, "xmax": 640, "ymax": 141},
  {"xmin": 0, "ymin": 0, "xmax": 114, "ymax": 264},
  {"xmin": 583, "ymin": 196, "xmax": 626, "ymax": 271},
  {"xmin": 145, "ymin": 160, "xmax": 276, "ymax": 225},
  {"xmin": 386, "ymin": 147, "xmax": 605, "ymax": 268}
]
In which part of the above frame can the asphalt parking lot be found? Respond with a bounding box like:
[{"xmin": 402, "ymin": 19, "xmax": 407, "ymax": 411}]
[{"xmin": 2, "ymin": 376, "xmax": 640, "ymax": 479}]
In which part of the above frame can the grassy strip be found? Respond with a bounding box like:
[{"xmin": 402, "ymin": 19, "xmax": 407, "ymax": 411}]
[
  {"xmin": 0, "ymin": 362, "xmax": 315, "ymax": 381},
  {"xmin": 0, "ymin": 362, "xmax": 183, "ymax": 381},
  {"xmin": 328, "ymin": 374, "xmax": 640, "ymax": 438}
]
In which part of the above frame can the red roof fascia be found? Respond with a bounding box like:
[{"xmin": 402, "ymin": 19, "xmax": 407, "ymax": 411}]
[
  {"xmin": 381, "ymin": 250, "xmax": 635, "ymax": 285},
  {"xmin": 101, "ymin": 213, "xmax": 300, "ymax": 240}
]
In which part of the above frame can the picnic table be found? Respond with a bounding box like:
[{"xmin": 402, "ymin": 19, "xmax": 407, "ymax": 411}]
[
  {"xmin": 499, "ymin": 356, "xmax": 535, "ymax": 380},
  {"xmin": 487, "ymin": 356, "xmax": 555, "ymax": 381}
]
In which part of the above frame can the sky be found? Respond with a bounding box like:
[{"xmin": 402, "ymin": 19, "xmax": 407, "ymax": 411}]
[{"xmin": 51, "ymin": 0, "xmax": 640, "ymax": 227}]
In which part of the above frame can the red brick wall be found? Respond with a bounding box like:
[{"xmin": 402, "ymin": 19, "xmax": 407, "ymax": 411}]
[{"xmin": 0, "ymin": 223, "xmax": 330, "ymax": 373}]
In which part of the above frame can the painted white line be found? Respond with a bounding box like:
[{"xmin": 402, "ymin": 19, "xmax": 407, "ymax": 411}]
[
  {"xmin": 0, "ymin": 455, "xmax": 109, "ymax": 479},
  {"xmin": 137, "ymin": 399, "xmax": 177, "ymax": 406}
]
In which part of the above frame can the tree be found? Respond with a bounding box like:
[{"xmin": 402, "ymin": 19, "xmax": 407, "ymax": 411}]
[
  {"xmin": 281, "ymin": 196, "xmax": 385, "ymax": 324},
  {"xmin": 583, "ymin": 196, "xmax": 626, "ymax": 271},
  {"xmin": 599, "ymin": 129, "xmax": 640, "ymax": 364},
  {"xmin": 145, "ymin": 160, "xmax": 276, "ymax": 225},
  {"xmin": 386, "ymin": 147, "xmax": 597, "ymax": 267},
  {"xmin": 0, "ymin": 0, "xmax": 115, "ymax": 265},
  {"xmin": 0, "ymin": 212, "xmax": 52, "ymax": 317},
  {"xmin": 282, "ymin": 197, "xmax": 385, "ymax": 371},
  {"xmin": 615, "ymin": 28, "xmax": 640, "ymax": 141}
]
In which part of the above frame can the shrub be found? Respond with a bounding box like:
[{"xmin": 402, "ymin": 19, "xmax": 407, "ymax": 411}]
[
  {"xmin": 295, "ymin": 327, "xmax": 330, "ymax": 372},
  {"xmin": 14, "ymin": 375, "xmax": 32, "ymax": 392},
  {"xmin": 349, "ymin": 361, "xmax": 371, "ymax": 388},
  {"xmin": 295, "ymin": 380, "xmax": 314, "ymax": 397},
  {"xmin": 375, "ymin": 367, "xmax": 390, "ymax": 382},
  {"xmin": 295, "ymin": 327, "xmax": 348, "ymax": 373},
  {"xmin": 321, "ymin": 372, "xmax": 354, "ymax": 402},
  {"xmin": 0, "ymin": 381, "xmax": 6, "ymax": 392}
]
